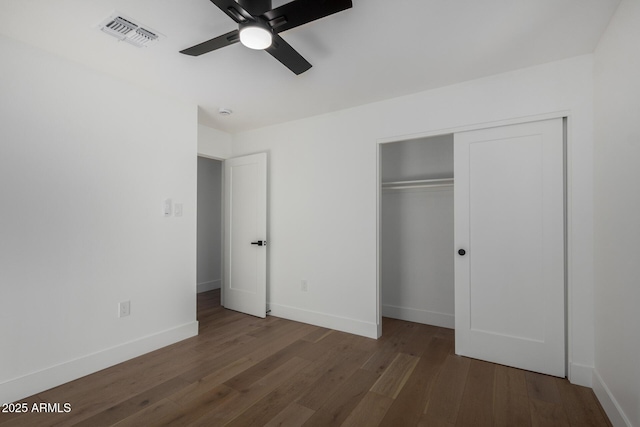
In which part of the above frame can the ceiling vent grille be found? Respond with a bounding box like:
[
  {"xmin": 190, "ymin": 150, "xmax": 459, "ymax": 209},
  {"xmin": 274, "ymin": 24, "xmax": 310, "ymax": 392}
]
[{"xmin": 99, "ymin": 13, "xmax": 160, "ymax": 48}]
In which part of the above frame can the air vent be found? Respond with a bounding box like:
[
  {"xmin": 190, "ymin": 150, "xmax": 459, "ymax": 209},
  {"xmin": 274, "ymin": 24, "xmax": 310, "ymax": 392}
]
[{"xmin": 99, "ymin": 13, "xmax": 161, "ymax": 48}]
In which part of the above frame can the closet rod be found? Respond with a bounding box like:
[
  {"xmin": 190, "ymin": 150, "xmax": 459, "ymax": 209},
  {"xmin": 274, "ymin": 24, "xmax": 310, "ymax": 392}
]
[{"xmin": 382, "ymin": 178, "xmax": 454, "ymax": 190}]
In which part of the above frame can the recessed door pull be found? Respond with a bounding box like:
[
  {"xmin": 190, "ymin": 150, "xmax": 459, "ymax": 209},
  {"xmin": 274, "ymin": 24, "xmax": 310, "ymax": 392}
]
[{"xmin": 251, "ymin": 240, "xmax": 266, "ymax": 246}]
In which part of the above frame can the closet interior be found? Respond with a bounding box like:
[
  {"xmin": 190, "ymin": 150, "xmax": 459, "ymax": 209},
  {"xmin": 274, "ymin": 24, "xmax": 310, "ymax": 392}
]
[{"xmin": 380, "ymin": 134, "xmax": 455, "ymax": 329}]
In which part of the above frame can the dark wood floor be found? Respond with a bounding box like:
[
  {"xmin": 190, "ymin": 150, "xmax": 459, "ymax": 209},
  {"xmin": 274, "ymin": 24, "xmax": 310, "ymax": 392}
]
[{"xmin": 1, "ymin": 290, "xmax": 611, "ymax": 426}]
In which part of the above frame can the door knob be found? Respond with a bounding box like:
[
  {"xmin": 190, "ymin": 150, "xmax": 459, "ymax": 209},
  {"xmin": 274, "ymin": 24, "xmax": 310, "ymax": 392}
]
[
  {"xmin": 251, "ymin": 240, "xmax": 266, "ymax": 246},
  {"xmin": 458, "ymin": 249, "xmax": 466, "ymax": 256}
]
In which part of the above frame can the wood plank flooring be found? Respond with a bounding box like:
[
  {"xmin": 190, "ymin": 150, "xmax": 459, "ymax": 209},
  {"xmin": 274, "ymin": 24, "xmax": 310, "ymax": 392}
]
[{"xmin": 0, "ymin": 290, "xmax": 612, "ymax": 426}]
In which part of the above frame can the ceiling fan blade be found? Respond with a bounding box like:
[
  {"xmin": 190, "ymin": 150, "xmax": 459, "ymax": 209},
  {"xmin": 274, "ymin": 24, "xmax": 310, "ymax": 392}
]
[
  {"xmin": 265, "ymin": 34, "xmax": 311, "ymax": 75},
  {"xmin": 210, "ymin": 0, "xmax": 253, "ymax": 23},
  {"xmin": 180, "ymin": 30, "xmax": 240, "ymax": 56},
  {"xmin": 263, "ymin": 0, "xmax": 352, "ymax": 33}
]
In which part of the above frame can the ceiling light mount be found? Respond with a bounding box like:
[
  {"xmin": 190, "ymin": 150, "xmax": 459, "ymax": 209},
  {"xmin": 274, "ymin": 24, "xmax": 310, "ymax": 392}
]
[
  {"xmin": 218, "ymin": 108, "xmax": 233, "ymax": 116},
  {"xmin": 239, "ymin": 21, "xmax": 272, "ymax": 50}
]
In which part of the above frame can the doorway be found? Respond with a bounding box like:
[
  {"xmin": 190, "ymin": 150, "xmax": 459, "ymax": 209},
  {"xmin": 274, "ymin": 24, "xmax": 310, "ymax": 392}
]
[
  {"xmin": 197, "ymin": 156, "xmax": 223, "ymax": 296},
  {"xmin": 379, "ymin": 134, "xmax": 455, "ymax": 329}
]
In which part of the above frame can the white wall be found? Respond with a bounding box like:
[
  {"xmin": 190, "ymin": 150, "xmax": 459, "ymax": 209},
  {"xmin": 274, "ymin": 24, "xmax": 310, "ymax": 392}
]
[
  {"xmin": 197, "ymin": 157, "xmax": 223, "ymax": 292},
  {"xmin": 0, "ymin": 34, "xmax": 198, "ymax": 404},
  {"xmin": 231, "ymin": 54, "xmax": 595, "ymax": 385},
  {"xmin": 593, "ymin": 1, "xmax": 640, "ymax": 425},
  {"xmin": 381, "ymin": 134, "xmax": 454, "ymax": 182},
  {"xmin": 198, "ymin": 124, "xmax": 232, "ymax": 160},
  {"xmin": 381, "ymin": 187, "xmax": 454, "ymax": 327}
]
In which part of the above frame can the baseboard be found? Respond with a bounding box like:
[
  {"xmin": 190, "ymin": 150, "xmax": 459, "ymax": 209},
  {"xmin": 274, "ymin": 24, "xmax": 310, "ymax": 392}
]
[
  {"xmin": 268, "ymin": 303, "xmax": 378, "ymax": 339},
  {"xmin": 592, "ymin": 369, "xmax": 632, "ymax": 427},
  {"xmin": 197, "ymin": 279, "xmax": 221, "ymax": 293},
  {"xmin": 0, "ymin": 321, "xmax": 198, "ymax": 405},
  {"xmin": 382, "ymin": 304, "xmax": 454, "ymax": 329},
  {"xmin": 568, "ymin": 362, "xmax": 593, "ymax": 387}
]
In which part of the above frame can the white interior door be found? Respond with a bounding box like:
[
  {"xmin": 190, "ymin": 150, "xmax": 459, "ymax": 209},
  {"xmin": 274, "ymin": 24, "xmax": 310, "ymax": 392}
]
[
  {"xmin": 224, "ymin": 153, "xmax": 267, "ymax": 318},
  {"xmin": 454, "ymin": 118, "xmax": 565, "ymax": 377}
]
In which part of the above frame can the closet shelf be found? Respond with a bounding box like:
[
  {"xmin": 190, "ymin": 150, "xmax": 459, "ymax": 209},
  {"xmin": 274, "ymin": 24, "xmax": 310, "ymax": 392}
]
[{"xmin": 382, "ymin": 178, "xmax": 454, "ymax": 190}]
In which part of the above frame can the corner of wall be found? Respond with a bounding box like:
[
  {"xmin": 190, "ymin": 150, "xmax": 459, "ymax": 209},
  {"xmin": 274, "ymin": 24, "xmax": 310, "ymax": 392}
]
[
  {"xmin": 592, "ymin": 369, "xmax": 632, "ymax": 427},
  {"xmin": 568, "ymin": 362, "xmax": 593, "ymax": 387}
]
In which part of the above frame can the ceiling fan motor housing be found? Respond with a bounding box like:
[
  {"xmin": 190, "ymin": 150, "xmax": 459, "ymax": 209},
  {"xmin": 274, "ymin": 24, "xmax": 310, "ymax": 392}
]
[{"xmin": 239, "ymin": 20, "xmax": 273, "ymax": 50}]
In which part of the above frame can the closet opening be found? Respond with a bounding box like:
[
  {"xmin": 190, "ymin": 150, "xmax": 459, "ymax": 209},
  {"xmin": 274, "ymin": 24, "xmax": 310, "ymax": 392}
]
[{"xmin": 379, "ymin": 134, "xmax": 454, "ymax": 335}]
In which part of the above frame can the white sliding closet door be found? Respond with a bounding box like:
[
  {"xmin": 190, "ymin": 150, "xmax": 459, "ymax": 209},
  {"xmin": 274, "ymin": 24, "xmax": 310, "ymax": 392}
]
[{"xmin": 454, "ymin": 118, "xmax": 565, "ymax": 377}]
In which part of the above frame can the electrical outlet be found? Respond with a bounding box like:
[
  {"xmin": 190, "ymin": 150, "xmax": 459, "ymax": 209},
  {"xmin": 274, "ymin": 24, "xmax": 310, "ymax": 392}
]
[
  {"xmin": 119, "ymin": 301, "xmax": 131, "ymax": 318},
  {"xmin": 301, "ymin": 280, "xmax": 308, "ymax": 292}
]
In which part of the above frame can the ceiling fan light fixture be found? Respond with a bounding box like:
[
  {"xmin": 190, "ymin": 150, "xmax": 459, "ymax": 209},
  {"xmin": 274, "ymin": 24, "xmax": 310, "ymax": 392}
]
[{"xmin": 239, "ymin": 23, "xmax": 272, "ymax": 50}]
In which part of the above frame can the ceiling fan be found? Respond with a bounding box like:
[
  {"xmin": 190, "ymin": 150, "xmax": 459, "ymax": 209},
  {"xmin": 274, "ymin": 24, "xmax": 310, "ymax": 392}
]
[{"xmin": 180, "ymin": 0, "xmax": 353, "ymax": 75}]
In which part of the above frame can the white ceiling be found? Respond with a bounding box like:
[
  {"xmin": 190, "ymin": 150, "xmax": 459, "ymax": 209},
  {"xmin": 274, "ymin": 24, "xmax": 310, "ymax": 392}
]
[{"xmin": 0, "ymin": 0, "xmax": 620, "ymax": 133}]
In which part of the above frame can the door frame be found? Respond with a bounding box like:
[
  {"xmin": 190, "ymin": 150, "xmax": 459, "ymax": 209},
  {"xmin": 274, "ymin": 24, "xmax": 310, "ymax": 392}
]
[
  {"xmin": 376, "ymin": 110, "xmax": 572, "ymax": 377},
  {"xmin": 197, "ymin": 154, "xmax": 226, "ymax": 308}
]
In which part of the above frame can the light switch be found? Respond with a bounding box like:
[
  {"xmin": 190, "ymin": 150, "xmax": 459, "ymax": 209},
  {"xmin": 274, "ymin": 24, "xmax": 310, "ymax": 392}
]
[{"xmin": 164, "ymin": 199, "xmax": 172, "ymax": 217}]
